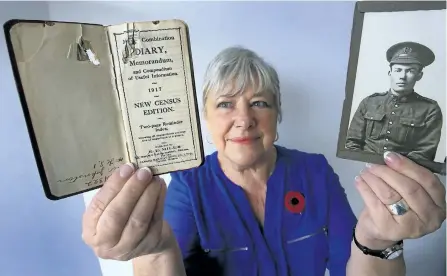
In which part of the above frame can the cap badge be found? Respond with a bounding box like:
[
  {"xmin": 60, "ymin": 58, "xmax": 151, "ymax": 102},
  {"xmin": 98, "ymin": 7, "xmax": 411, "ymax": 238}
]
[{"xmin": 403, "ymin": 47, "xmax": 412, "ymax": 54}]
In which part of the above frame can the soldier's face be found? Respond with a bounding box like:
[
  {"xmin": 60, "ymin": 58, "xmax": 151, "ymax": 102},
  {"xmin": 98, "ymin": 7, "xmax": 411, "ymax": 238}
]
[{"xmin": 388, "ymin": 64, "xmax": 423, "ymax": 94}]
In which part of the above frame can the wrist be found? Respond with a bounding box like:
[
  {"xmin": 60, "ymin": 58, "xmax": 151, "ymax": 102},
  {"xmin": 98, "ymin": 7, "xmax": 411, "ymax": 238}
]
[
  {"xmin": 154, "ymin": 221, "xmax": 178, "ymax": 253},
  {"xmin": 355, "ymin": 227, "xmax": 399, "ymax": 250}
]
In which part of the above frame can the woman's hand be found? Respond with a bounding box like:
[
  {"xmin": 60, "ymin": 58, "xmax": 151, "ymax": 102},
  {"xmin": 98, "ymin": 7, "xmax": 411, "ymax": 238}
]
[
  {"xmin": 82, "ymin": 163, "xmax": 172, "ymax": 261},
  {"xmin": 354, "ymin": 151, "xmax": 446, "ymax": 249}
]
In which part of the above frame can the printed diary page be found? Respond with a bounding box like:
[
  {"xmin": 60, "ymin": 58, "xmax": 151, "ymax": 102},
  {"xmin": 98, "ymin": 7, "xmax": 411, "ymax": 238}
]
[
  {"xmin": 8, "ymin": 22, "xmax": 127, "ymax": 199},
  {"xmin": 107, "ymin": 20, "xmax": 203, "ymax": 175}
]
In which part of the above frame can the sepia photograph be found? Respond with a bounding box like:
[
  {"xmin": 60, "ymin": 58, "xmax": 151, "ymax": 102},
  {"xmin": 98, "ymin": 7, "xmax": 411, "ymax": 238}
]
[{"xmin": 337, "ymin": 1, "xmax": 446, "ymax": 175}]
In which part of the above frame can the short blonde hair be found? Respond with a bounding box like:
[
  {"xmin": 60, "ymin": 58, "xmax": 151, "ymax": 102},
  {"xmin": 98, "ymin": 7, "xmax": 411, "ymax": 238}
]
[{"xmin": 202, "ymin": 46, "xmax": 282, "ymax": 122}]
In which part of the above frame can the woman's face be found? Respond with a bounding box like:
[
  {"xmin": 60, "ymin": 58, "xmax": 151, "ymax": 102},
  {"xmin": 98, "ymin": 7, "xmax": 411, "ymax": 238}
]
[{"xmin": 204, "ymin": 87, "xmax": 278, "ymax": 168}]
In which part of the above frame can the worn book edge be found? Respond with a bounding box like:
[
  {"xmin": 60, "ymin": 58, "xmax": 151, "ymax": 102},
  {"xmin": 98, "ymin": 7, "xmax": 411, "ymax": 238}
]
[{"xmin": 3, "ymin": 19, "xmax": 205, "ymax": 200}]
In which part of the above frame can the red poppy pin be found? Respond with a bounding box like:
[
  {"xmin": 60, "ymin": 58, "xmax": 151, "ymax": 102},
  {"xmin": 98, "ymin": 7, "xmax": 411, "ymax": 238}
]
[{"xmin": 284, "ymin": 191, "xmax": 305, "ymax": 214}]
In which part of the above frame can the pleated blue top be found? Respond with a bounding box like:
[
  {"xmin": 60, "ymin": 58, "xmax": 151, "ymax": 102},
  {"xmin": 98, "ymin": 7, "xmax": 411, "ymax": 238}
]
[{"xmin": 164, "ymin": 145, "xmax": 358, "ymax": 276}]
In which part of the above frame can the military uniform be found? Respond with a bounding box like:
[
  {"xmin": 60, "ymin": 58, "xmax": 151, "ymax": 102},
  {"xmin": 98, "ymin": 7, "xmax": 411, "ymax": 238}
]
[{"xmin": 345, "ymin": 41, "xmax": 443, "ymax": 162}]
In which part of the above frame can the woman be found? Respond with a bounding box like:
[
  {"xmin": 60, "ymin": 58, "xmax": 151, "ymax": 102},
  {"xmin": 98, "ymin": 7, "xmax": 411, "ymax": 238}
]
[{"xmin": 82, "ymin": 47, "xmax": 446, "ymax": 276}]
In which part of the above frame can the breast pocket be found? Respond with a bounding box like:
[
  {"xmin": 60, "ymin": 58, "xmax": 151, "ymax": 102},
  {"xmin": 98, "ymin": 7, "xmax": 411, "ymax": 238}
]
[
  {"xmin": 364, "ymin": 112, "xmax": 386, "ymax": 139},
  {"xmin": 283, "ymin": 226, "xmax": 329, "ymax": 276},
  {"xmin": 398, "ymin": 117, "xmax": 425, "ymax": 143}
]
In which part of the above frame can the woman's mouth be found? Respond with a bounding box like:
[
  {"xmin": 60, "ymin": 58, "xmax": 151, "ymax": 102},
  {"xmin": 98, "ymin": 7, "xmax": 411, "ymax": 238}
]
[{"xmin": 229, "ymin": 137, "xmax": 259, "ymax": 144}]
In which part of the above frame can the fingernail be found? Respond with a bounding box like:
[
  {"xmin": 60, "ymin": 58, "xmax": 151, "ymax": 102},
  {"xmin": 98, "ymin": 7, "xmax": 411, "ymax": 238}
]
[
  {"xmin": 119, "ymin": 163, "xmax": 135, "ymax": 178},
  {"xmin": 365, "ymin": 163, "xmax": 374, "ymax": 168},
  {"xmin": 384, "ymin": 151, "xmax": 400, "ymax": 163},
  {"xmin": 137, "ymin": 167, "xmax": 152, "ymax": 181}
]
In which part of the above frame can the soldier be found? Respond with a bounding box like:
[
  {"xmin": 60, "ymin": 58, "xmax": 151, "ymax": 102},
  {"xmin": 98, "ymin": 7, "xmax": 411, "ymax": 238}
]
[{"xmin": 345, "ymin": 41, "xmax": 443, "ymax": 162}]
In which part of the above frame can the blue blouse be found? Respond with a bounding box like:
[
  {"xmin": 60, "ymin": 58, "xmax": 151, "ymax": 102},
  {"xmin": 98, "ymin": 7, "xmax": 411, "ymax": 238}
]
[{"xmin": 163, "ymin": 145, "xmax": 358, "ymax": 276}]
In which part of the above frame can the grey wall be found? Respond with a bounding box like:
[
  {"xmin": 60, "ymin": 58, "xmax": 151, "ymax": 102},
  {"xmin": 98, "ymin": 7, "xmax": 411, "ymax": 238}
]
[
  {"xmin": 0, "ymin": 2, "xmax": 101, "ymax": 276},
  {"xmin": 1, "ymin": 1, "xmax": 445, "ymax": 276}
]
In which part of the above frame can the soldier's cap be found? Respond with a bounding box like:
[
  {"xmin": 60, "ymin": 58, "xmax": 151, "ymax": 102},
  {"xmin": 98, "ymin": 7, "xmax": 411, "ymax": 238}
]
[{"xmin": 386, "ymin": 41, "xmax": 435, "ymax": 67}]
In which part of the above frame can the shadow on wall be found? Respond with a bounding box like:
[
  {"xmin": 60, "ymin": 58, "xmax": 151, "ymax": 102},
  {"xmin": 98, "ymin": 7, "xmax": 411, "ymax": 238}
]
[{"xmin": 276, "ymin": 82, "xmax": 310, "ymax": 149}]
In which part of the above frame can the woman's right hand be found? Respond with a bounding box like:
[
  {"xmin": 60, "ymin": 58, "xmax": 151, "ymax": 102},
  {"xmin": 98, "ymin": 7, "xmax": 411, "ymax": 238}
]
[{"xmin": 82, "ymin": 163, "xmax": 172, "ymax": 261}]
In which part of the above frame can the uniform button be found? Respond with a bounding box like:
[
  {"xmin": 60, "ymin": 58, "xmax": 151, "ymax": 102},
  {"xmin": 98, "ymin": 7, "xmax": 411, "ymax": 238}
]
[
  {"xmin": 387, "ymin": 131, "xmax": 391, "ymax": 134},
  {"xmin": 391, "ymin": 111, "xmax": 395, "ymax": 115},
  {"xmin": 410, "ymin": 123, "xmax": 414, "ymax": 126},
  {"xmin": 386, "ymin": 138, "xmax": 389, "ymax": 141},
  {"xmin": 384, "ymin": 147, "xmax": 388, "ymax": 150},
  {"xmin": 370, "ymin": 117, "xmax": 373, "ymax": 119},
  {"xmin": 389, "ymin": 121, "xmax": 393, "ymax": 125},
  {"xmin": 395, "ymin": 104, "xmax": 399, "ymax": 107}
]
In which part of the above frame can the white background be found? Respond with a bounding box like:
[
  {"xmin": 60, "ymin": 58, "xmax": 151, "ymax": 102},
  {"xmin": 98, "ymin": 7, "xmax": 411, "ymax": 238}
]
[
  {"xmin": 349, "ymin": 9, "xmax": 446, "ymax": 163},
  {"xmin": 1, "ymin": 2, "xmax": 445, "ymax": 276}
]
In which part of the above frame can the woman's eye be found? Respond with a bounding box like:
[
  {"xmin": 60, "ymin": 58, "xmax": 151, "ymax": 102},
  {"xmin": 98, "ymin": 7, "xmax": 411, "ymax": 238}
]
[
  {"xmin": 217, "ymin": 102, "xmax": 232, "ymax": 108},
  {"xmin": 251, "ymin": 101, "xmax": 270, "ymax": 108}
]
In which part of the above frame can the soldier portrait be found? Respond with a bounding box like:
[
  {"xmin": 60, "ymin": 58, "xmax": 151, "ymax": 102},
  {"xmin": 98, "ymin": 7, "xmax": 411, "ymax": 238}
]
[
  {"xmin": 344, "ymin": 41, "xmax": 443, "ymax": 162},
  {"xmin": 336, "ymin": 1, "xmax": 446, "ymax": 174}
]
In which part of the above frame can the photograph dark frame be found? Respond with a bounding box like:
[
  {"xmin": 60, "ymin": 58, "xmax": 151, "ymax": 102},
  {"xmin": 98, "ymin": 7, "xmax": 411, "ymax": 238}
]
[{"xmin": 336, "ymin": 1, "xmax": 446, "ymax": 176}]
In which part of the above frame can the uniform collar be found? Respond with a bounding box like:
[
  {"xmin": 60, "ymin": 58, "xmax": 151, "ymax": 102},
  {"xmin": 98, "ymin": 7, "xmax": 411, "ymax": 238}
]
[{"xmin": 387, "ymin": 89, "xmax": 417, "ymax": 103}]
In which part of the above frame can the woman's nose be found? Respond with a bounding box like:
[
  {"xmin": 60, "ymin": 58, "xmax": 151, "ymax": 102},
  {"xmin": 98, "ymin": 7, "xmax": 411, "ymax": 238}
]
[
  {"xmin": 235, "ymin": 118, "xmax": 254, "ymax": 129},
  {"xmin": 234, "ymin": 106, "xmax": 255, "ymax": 128}
]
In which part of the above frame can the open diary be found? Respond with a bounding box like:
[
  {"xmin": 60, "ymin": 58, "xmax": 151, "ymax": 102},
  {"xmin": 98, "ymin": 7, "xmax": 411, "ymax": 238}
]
[{"xmin": 3, "ymin": 19, "xmax": 204, "ymax": 200}]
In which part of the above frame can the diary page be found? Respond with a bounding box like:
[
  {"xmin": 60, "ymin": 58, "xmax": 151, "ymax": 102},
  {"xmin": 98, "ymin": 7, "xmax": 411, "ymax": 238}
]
[
  {"xmin": 7, "ymin": 21, "xmax": 127, "ymax": 199},
  {"xmin": 107, "ymin": 20, "xmax": 203, "ymax": 175}
]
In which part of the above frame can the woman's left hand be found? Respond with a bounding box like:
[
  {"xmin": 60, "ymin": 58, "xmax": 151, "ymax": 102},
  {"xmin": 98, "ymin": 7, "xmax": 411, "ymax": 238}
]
[{"xmin": 354, "ymin": 151, "xmax": 446, "ymax": 249}]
